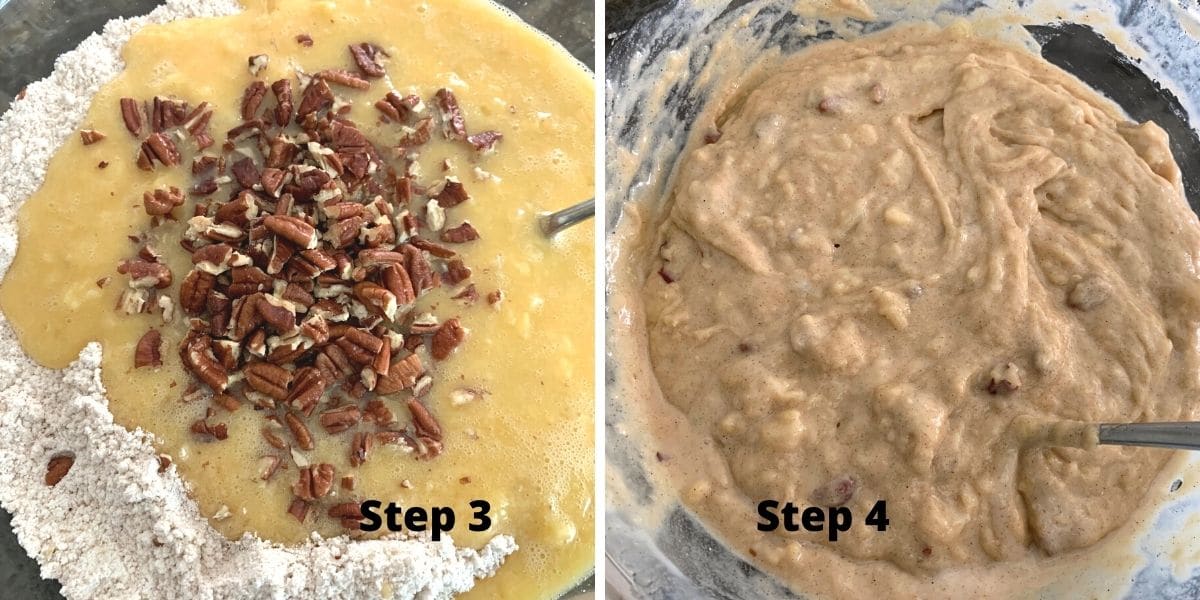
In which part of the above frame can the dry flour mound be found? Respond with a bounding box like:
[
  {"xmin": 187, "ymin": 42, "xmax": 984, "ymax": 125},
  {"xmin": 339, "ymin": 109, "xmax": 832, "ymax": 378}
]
[{"xmin": 0, "ymin": 1, "xmax": 517, "ymax": 598}]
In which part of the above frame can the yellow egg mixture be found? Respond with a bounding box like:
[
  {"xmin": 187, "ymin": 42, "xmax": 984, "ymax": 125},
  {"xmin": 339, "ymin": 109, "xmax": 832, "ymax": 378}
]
[{"xmin": 0, "ymin": 0, "xmax": 594, "ymax": 597}]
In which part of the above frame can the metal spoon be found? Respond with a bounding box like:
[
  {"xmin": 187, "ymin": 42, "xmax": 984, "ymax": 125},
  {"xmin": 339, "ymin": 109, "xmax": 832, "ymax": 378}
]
[
  {"xmin": 539, "ymin": 199, "xmax": 594, "ymax": 237},
  {"xmin": 1098, "ymin": 422, "xmax": 1200, "ymax": 451}
]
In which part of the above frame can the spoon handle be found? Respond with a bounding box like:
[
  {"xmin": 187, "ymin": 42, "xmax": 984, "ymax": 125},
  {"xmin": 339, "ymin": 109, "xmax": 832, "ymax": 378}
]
[
  {"xmin": 540, "ymin": 199, "xmax": 594, "ymax": 237},
  {"xmin": 1098, "ymin": 422, "xmax": 1200, "ymax": 451}
]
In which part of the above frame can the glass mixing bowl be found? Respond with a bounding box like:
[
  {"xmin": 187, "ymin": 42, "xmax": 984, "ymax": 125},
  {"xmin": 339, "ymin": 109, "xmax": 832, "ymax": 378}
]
[
  {"xmin": 604, "ymin": 1, "xmax": 1200, "ymax": 598},
  {"xmin": 0, "ymin": 1, "xmax": 594, "ymax": 598}
]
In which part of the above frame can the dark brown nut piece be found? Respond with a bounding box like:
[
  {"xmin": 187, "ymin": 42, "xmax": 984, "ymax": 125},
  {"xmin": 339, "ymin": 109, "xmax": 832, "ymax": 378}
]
[
  {"xmin": 986, "ymin": 362, "xmax": 1021, "ymax": 395},
  {"xmin": 260, "ymin": 167, "xmax": 285, "ymax": 197},
  {"xmin": 258, "ymin": 455, "xmax": 281, "ymax": 481},
  {"xmin": 264, "ymin": 215, "xmax": 319, "ymax": 249},
  {"xmin": 350, "ymin": 431, "xmax": 372, "ymax": 467},
  {"xmin": 407, "ymin": 398, "xmax": 442, "ymax": 440},
  {"xmin": 434, "ymin": 88, "xmax": 467, "ymax": 139},
  {"xmin": 293, "ymin": 463, "xmax": 334, "ymax": 500},
  {"xmin": 257, "ymin": 294, "xmax": 298, "ymax": 333},
  {"xmin": 329, "ymin": 501, "xmax": 364, "ymax": 523},
  {"xmin": 266, "ymin": 79, "xmax": 293, "ymax": 127},
  {"xmin": 180, "ymin": 270, "xmax": 216, "ymax": 315},
  {"xmin": 140, "ymin": 132, "xmax": 181, "ymax": 170},
  {"xmin": 353, "ymin": 282, "xmax": 399, "ymax": 321},
  {"xmin": 1067, "ymin": 277, "xmax": 1111, "ymax": 311},
  {"xmin": 375, "ymin": 353, "xmax": 424, "ymax": 395},
  {"xmin": 45, "ymin": 454, "xmax": 75, "ymax": 486},
  {"xmin": 381, "ymin": 264, "xmax": 417, "ymax": 309},
  {"xmin": 319, "ymin": 405, "xmax": 361, "ymax": 434},
  {"xmin": 404, "ymin": 432, "xmax": 443, "ymax": 460},
  {"xmin": 809, "ymin": 474, "xmax": 857, "ymax": 506},
  {"xmin": 228, "ymin": 265, "xmax": 273, "ymax": 298},
  {"xmin": 80, "ymin": 129, "xmax": 106, "ymax": 145},
  {"xmin": 466, "ymin": 130, "xmax": 502, "ymax": 153},
  {"xmin": 357, "ymin": 249, "xmax": 406, "ymax": 268},
  {"xmin": 818, "ymin": 96, "xmax": 845, "ymax": 114},
  {"xmin": 241, "ymin": 81, "xmax": 268, "ymax": 121},
  {"xmin": 287, "ymin": 498, "xmax": 310, "ymax": 522},
  {"xmin": 295, "ymin": 33, "xmax": 313, "ymax": 46},
  {"xmin": 134, "ymin": 329, "xmax": 162, "ymax": 368},
  {"xmin": 444, "ymin": 259, "xmax": 471, "ymax": 285},
  {"xmin": 434, "ymin": 178, "xmax": 470, "ymax": 207},
  {"xmin": 402, "ymin": 245, "xmax": 435, "ymax": 294},
  {"xmin": 316, "ymin": 68, "xmax": 370, "ymax": 90},
  {"xmin": 118, "ymin": 259, "xmax": 173, "ymax": 289},
  {"xmin": 120, "ymin": 98, "xmax": 143, "ymax": 136},
  {"xmin": 181, "ymin": 333, "xmax": 229, "ymax": 392},
  {"xmin": 231, "ymin": 157, "xmax": 261, "ymax": 189},
  {"xmin": 452, "ymin": 283, "xmax": 477, "ymax": 302},
  {"xmin": 296, "ymin": 78, "xmax": 334, "ymax": 119},
  {"xmin": 440, "ymin": 222, "xmax": 480, "ymax": 244},
  {"xmin": 287, "ymin": 367, "xmax": 326, "ymax": 415},
  {"xmin": 408, "ymin": 237, "xmax": 456, "ymax": 259},
  {"xmin": 215, "ymin": 191, "xmax": 260, "ymax": 226},
  {"xmin": 363, "ymin": 399, "xmax": 395, "ymax": 425},
  {"xmin": 213, "ymin": 392, "xmax": 241, "ymax": 412},
  {"xmin": 285, "ymin": 412, "xmax": 315, "ymax": 451},
  {"xmin": 335, "ymin": 329, "xmax": 384, "ymax": 365},
  {"xmin": 262, "ymin": 428, "xmax": 288, "ymax": 449},
  {"xmin": 190, "ymin": 419, "xmax": 229, "ymax": 441},
  {"xmin": 328, "ymin": 215, "xmax": 365, "ymax": 249},
  {"xmin": 245, "ymin": 362, "xmax": 294, "ymax": 401},
  {"xmin": 349, "ymin": 43, "xmax": 387, "ymax": 78},
  {"xmin": 430, "ymin": 318, "xmax": 466, "ymax": 360},
  {"xmin": 487, "ymin": 290, "xmax": 503, "ymax": 305},
  {"xmin": 211, "ymin": 339, "xmax": 239, "ymax": 370}
]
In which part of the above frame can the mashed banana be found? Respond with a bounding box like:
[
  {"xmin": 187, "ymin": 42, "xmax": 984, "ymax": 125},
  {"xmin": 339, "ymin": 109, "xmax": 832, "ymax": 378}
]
[{"xmin": 635, "ymin": 25, "xmax": 1200, "ymax": 594}]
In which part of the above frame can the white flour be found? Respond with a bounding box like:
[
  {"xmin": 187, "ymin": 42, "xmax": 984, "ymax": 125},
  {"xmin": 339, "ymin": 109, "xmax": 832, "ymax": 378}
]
[{"xmin": 0, "ymin": 1, "xmax": 516, "ymax": 598}]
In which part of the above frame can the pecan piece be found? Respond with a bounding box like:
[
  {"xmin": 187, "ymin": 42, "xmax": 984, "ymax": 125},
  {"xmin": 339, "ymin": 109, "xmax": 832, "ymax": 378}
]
[
  {"xmin": 134, "ymin": 329, "xmax": 162, "ymax": 368},
  {"xmin": 329, "ymin": 501, "xmax": 364, "ymax": 529},
  {"xmin": 319, "ymin": 405, "xmax": 361, "ymax": 434},
  {"xmin": 363, "ymin": 399, "xmax": 395, "ymax": 425},
  {"xmin": 285, "ymin": 412, "xmax": 314, "ymax": 450},
  {"xmin": 350, "ymin": 431, "xmax": 372, "ymax": 467},
  {"xmin": 264, "ymin": 215, "xmax": 319, "ymax": 249},
  {"xmin": 139, "ymin": 132, "xmax": 181, "ymax": 170},
  {"xmin": 402, "ymin": 244, "xmax": 435, "ymax": 294},
  {"xmin": 430, "ymin": 318, "xmax": 466, "ymax": 360},
  {"xmin": 293, "ymin": 463, "xmax": 334, "ymax": 500},
  {"xmin": 271, "ymin": 79, "xmax": 294, "ymax": 126},
  {"xmin": 180, "ymin": 270, "xmax": 216, "ymax": 315},
  {"xmin": 434, "ymin": 88, "xmax": 467, "ymax": 139},
  {"xmin": 241, "ymin": 81, "xmax": 268, "ymax": 121},
  {"xmin": 181, "ymin": 333, "xmax": 229, "ymax": 391},
  {"xmin": 375, "ymin": 353, "xmax": 423, "ymax": 394},
  {"xmin": 317, "ymin": 68, "xmax": 370, "ymax": 90},
  {"xmin": 231, "ymin": 157, "xmax": 260, "ymax": 189},
  {"xmin": 296, "ymin": 78, "xmax": 334, "ymax": 119},
  {"xmin": 120, "ymin": 98, "xmax": 143, "ymax": 136},
  {"xmin": 810, "ymin": 474, "xmax": 857, "ymax": 507},
  {"xmin": 190, "ymin": 419, "xmax": 229, "ymax": 441},
  {"xmin": 245, "ymin": 361, "xmax": 293, "ymax": 400},
  {"xmin": 118, "ymin": 259, "xmax": 172, "ymax": 289},
  {"xmin": 440, "ymin": 222, "xmax": 479, "ymax": 244},
  {"xmin": 45, "ymin": 454, "xmax": 75, "ymax": 486},
  {"xmin": 142, "ymin": 186, "xmax": 184, "ymax": 216},
  {"xmin": 987, "ymin": 362, "xmax": 1021, "ymax": 395},
  {"xmin": 434, "ymin": 178, "xmax": 470, "ymax": 207},
  {"xmin": 349, "ymin": 43, "xmax": 387, "ymax": 78},
  {"xmin": 288, "ymin": 498, "xmax": 310, "ymax": 522},
  {"xmin": 466, "ymin": 130, "xmax": 502, "ymax": 153},
  {"xmin": 287, "ymin": 367, "xmax": 326, "ymax": 415},
  {"xmin": 80, "ymin": 129, "xmax": 106, "ymax": 145},
  {"xmin": 407, "ymin": 398, "xmax": 442, "ymax": 440},
  {"xmin": 353, "ymin": 282, "xmax": 399, "ymax": 321}
]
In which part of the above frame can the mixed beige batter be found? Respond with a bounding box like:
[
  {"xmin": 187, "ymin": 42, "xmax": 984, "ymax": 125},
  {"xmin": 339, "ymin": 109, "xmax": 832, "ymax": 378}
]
[{"xmin": 621, "ymin": 24, "xmax": 1200, "ymax": 597}]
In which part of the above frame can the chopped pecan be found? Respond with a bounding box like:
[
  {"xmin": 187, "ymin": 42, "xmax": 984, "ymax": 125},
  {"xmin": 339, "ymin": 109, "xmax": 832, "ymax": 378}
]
[
  {"xmin": 434, "ymin": 178, "xmax": 470, "ymax": 207},
  {"xmin": 319, "ymin": 405, "xmax": 361, "ymax": 434},
  {"xmin": 375, "ymin": 352, "xmax": 423, "ymax": 394},
  {"xmin": 139, "ymin": 132, "xmax": 181, "ymax": 170},
  {"xmin": 287, "ymin": 367, "xmax": 326, "ymax": 415},
  {"xmin": 810, "ymin": 474, "xmax": 857, "ymax": 506},
  {"xmin": 407, "ymin": 398, "xmax": 442, "ymax": 440},
  {"xmin": 440, "ymin": 222, "xmax": 479, "ymax": 244},
  {"xmin": 445, "ymin": 259, "xmax": 471, "ymax": 285},
  {"xmin": 45, "ymin": 454, "xmax": 75, "ymax": 486},
  {"xmin": 80, "ymin": 129, "xmax": 106, "ymax": 145},
  {"xmin": 349, "ymin": 43, "xmax": 387, "ymax": 78},
  {"xmin": 142, "ymin": 186, "xmax": 185, "ymax": 217},
  {"xmin": 212, "ymin": 392, "xmax": 240, "ymax": 412},
  {"xmin": 466, "ymin": 130, "xmax": 502, "ymax": 153},
  {"xmin": 134, "ymin": 329, "xmax": 162, "ymax": 368},
  {"xmin": 434, "ymin": 88, "xmax": 467, "ymax": 139},
  {"xmin": 353, "ymin": 282, "xmax": 399, "ymax": 321},
  {"xmin": 262, "ymin": 427, "xmax": 288, "ymax": 449},
  {"xmin": 408, "ymin": 237, "xmax": 456, "ymax": 258},
  {"xmin": 317, "ymin": 68, "xmax": 370, "ymax": 90},
  {"xmin": 120, "ymin": 98, "xmax": 143, "ymax": 136},
  {"xmin": 987, "ymin": 362, "xmax": 1021, "ymax": 395},
  {"xmin": 264, "ymin": 215, "xmax": 319, "ymax": 249},
  {"xmin": 403, "ymin": 245, "xmax": 434, "ymax": 294},
  {"xmin": 329, "ymin": 501, "xmax": 363, "ymax": 525},
  {"xmin": 295, "ymin": 33, "xmax": 314, "ymax": 46},
  {"xmin": 190, "ymin": 419, "xmax": 229, "ymax": 441},
  {"xmin": 231, "ymin": 157, "xmax": 260, "ymax": 189},
  {"xmin": 245, "ymin": 361, "xmax": 293, "ymax": 400},
  {"xmin": 180, "ymin": 270, "xmax": 216, "ymax": 315},
  {"xmin": 180, "ymin": 333, "xmax": 228, "ymax": 391},
  {"xmin": 241, "ymin": 81, "xmax": 268, "ymax": 121},
  {"xmin": 430, "ymin": 318, "xmax": 466, "ymax": 360},
  {"xmin": 258, "ymin": 455, "xmax": 281, "ymax": 481},
  {"xmin": 285, "ymin": 412, "xmax": 314, "ymax": 450},
  {"xmin": 287, "ymin": 498, "xmax": 310, "ymax": 522},
  {"xmin": 293, "ymin": 463, "xmax": 334, "ymax": 500},
  {"xmin": 271, "ymin": 79, "xmax": 294, "ymax": 126},
  {"xmin": 297, "ymin": 79, "xmax": 334, "ymax": 119},
  {"xmin": 363, "ymin": 399, "xmax": 395, "ymax": 425},
  {"xmin": 118, "ymin": 259, "xmax": 173, "ymax": 289},
  {"xmin": 350, "ymin": 431, "xmax": 372, "ymax": 467}
]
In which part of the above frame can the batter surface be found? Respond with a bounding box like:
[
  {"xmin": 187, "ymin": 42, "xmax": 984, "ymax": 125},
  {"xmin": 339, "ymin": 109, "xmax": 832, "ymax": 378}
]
[{"xmin": 633, "ymin": 25, "xmax": 1200, "ymax": 595}]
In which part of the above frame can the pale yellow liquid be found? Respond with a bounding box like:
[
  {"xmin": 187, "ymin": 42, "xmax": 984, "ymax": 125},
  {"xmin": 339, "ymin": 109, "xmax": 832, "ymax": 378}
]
[{"xmin": 0, "ymin": 0, "xmax": 594, "ymax": 597}]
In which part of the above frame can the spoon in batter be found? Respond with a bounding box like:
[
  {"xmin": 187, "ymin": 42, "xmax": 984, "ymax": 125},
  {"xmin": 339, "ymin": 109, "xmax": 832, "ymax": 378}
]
[
  {"xmin": 1096, "ymin": 422, "xmax": 1200, "ymax": 451},
  {"xmin": 539, "ymin": 198, "xmax": 594, "ymax": 237}
]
